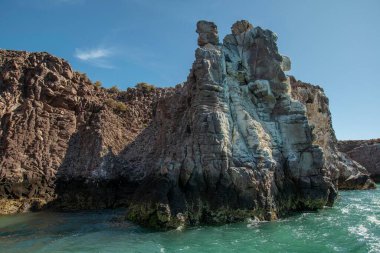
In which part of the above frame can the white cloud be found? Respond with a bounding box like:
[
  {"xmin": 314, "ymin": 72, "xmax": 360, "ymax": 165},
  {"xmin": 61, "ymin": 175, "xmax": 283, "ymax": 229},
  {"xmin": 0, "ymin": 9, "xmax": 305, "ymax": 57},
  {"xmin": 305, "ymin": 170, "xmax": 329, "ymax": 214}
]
[
  {"xmin": 74, "ymin": 47, "xmax": 114, "ymax": 69},
  {"xmin": 75, "ymin": 48, "xmax": 111, "ymax": 60}
]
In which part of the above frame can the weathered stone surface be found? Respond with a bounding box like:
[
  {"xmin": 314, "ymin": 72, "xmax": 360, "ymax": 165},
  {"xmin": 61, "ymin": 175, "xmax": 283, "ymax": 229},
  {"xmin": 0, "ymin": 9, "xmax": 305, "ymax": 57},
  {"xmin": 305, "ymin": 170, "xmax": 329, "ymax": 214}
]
[
  {"xmin": 290, "ymin": 77, "xmax": 376, "ymax": 190},
  {"xmin": 127, "ymin": 20, "xmax": 337, "ymax": 229},
  {"xmin": 0, "ymin": 20, "xmax": 376, "ymax": 229},
  {"xmin": 231, "ymin": 20, "xmax": 254, "ymax": 35},
  {"xmin": 0, "ymin": 49, "xmax": 174, "ymax": 213},
  {"xmin": 280, "ymin": 56, "xmax": 291, "ymax": 71},
  {"xmin": 196, "ymin": 21, "xmax": 219, "ymax": 46},
  {"xmin": 338, "ymin": 139, "xmax": 380, "ymax": 182}
]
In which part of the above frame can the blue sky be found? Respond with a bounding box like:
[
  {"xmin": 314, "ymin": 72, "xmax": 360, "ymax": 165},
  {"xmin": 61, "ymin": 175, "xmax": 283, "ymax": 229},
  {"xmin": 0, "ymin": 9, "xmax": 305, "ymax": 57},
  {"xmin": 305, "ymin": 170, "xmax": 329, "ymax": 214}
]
[{"xmin": 0, "ymin": 0, "xmax": 379, "ymax": 140}]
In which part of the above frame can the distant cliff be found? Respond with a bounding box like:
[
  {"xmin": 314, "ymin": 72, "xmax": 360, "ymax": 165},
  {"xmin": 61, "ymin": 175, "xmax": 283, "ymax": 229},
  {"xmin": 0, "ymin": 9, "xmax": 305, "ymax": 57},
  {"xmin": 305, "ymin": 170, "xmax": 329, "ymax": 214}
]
[
  {"xmin": 0, "ymin": 20, "xmax": 375, "ymax": 229},
  {"xmin": 338, "ymin": 139, "xmax": 380, "ymax": 182},
  {"xmin": 290, "ymin": 78, "xmax": 375, "ymax": 190}
]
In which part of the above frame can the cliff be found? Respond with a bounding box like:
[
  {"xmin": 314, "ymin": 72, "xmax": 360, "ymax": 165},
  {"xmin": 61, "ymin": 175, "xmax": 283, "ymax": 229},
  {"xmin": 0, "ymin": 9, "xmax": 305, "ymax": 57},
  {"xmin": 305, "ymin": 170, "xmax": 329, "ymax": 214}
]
[
  {"xmin": 338, "ymin": 139, "xmax": 380, "ymax": 182},
  {"xmin": 125, "ymin": 20, "xmax": 372, "ymax": 229},
  {"xmin": 290, "ymin": 78, "xmax": 375, "ymax": 190},
  {"xmin": 0, "ymin": 49, "xmax": 175, "ymax": 213},
  {"xmin": 0, "ymin": 20, "xmax": 375, "ymax": 229},
  {"xmin": 126, "ymin": 20, "xmax": 338, "ymax": 229}
]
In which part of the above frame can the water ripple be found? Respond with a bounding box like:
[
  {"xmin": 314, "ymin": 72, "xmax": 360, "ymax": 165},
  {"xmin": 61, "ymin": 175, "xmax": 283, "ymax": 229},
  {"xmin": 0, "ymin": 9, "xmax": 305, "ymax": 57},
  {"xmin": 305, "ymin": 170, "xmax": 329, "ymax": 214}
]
[{"xmin": 0, "ymin": 185, "xmax": 379, "ymax": 253}]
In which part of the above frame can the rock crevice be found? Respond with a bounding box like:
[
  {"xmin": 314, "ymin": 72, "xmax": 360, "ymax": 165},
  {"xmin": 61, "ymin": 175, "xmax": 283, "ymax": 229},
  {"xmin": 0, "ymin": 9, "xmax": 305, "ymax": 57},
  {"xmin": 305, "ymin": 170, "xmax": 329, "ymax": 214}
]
[{"xmin": 127, "ymin": 20, "xmax": 338, "ymax": 229}]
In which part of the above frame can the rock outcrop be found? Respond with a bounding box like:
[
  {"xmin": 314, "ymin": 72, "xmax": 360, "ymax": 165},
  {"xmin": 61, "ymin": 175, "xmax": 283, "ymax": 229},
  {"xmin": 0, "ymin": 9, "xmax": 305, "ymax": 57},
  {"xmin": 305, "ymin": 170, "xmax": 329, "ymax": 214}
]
[
  {"xmin": 196, "ymin": 21, "xmax": 219, "ymax": 46},
  {"xmin": 0, "ymin": 20, "xmax": 376, "ymax": 229},
  {"xmin": 126, "ymin": 20, "xmax": 337, "ymax": 229},
  {"xmin": 290, "ymin": 78, "xmax": 376, "ymax": 190},
  {"xmin": 0, "ymin": 50, "xmax": 174, "ymax": 213},
  {"xmin": 338, "ymin": 139, "xmax": 380, "ymax": 182}
]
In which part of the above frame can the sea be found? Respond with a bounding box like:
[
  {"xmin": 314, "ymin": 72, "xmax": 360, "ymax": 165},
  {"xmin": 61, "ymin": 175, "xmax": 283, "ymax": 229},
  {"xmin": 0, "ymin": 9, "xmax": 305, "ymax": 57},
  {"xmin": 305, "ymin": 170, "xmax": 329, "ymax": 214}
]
[{"xmin": 0, "ymin": 185, "xmax": 379, "ymax": 253}]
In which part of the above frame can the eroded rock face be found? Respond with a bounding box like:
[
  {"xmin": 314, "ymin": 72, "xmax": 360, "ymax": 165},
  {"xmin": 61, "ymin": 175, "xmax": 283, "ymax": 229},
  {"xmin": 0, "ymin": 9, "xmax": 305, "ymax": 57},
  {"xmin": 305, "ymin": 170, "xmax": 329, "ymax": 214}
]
[
  {"xmin": 126, "ymin": 20, "xmax": 337, "ymax": 229},
  {"xmin": 196, "ymin": 20, "xmax": 219, "ymax": 46},
  {"xmin": 0, "ymin": 20, "xmax": 376, "ymax": 228},
  {"xmin": 338, "ymin": 139, "xmax": 380, "ymax": 182},
  {"xmin": 290, "ymin": 78, "xmax": 376, "ymax": 190},
  {"xmin": 0, "ymin": 50, "xmax": 174, "ymax": 213},
  {"xmin": 231, "ymin": 20, "xmax": 254, "ymax": 35}
]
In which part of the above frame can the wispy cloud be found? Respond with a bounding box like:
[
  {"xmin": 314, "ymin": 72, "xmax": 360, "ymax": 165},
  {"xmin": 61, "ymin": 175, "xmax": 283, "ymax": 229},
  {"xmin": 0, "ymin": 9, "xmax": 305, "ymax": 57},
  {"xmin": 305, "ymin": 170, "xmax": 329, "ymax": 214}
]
[
  {"xmin": 74, "ymin": 47, "xmax": 114, "ymax": 69},
  {"xmin": 75, "ymin": 48, "xmax": 111, "ymax": 61}
]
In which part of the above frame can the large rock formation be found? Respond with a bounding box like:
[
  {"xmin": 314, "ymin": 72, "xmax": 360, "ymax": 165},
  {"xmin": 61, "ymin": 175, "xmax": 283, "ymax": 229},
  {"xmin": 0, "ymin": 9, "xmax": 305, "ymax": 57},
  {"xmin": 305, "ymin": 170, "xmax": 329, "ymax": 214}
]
[
  {"xmin": 126, "ymin": 20, "xmax": 338, "ymax": 229},
  {"xmin": 0, "ymin": 50, "xmax": 174, "ymax": 213},
  {"xmin": 338, "ymin": 139, "xmax": 380, "ymax": 182},
  {"xmin": 0, "ymin": 20, "xmax": 376, "ymax": 229},
  {"xmin": 290, "ymin": 79, "xmax": 376, "ymax": 190}
]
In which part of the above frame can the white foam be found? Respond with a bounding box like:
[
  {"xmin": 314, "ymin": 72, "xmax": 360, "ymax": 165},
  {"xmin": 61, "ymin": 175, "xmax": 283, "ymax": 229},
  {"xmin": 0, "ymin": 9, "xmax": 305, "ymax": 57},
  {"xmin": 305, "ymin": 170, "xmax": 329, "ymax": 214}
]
[
  {"xmin": 367, "ymin": 216, "xmax": 380, "ymax": 226},
  {"xmin": 348, "ymin": 225, "xmax": 380, "ymax": 253},
  {"xmin": 348, "ymin": 225, "xmax": 369, "ymax": 239},
  {"xmin": 246, "ymin": 217, "xmax": 267, "ymax": 228},
  {"xmin": 352, "ymin": 204, "xmax": 372, "ymax": 212},
  {"xmin": 176, "ymin": 225, "xmax": 185, "ymax": 231}
]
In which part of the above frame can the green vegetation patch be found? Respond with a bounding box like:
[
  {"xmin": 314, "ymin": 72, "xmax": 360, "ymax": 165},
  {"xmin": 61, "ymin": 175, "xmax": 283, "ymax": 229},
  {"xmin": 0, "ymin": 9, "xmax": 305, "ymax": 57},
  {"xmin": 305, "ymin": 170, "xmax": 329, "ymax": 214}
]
[{"xmin": 105, "ymin": 98, "xmax": 127, "ymax": 112}]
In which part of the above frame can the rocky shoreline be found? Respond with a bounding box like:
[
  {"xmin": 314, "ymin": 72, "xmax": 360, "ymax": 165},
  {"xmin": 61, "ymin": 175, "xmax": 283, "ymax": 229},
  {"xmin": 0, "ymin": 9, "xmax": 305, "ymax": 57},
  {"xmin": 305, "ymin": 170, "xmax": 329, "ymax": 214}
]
[{"xmin": 0, "ymin": 20, "xmax": 376, "ymax": 229}]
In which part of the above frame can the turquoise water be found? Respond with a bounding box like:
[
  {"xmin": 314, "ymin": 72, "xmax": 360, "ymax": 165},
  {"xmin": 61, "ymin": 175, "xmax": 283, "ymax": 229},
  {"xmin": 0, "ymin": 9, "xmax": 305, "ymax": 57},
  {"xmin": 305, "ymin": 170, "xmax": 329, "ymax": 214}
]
[{"xmin": 1, "ymin": 186, "xmax": 379, "ymax": 253}]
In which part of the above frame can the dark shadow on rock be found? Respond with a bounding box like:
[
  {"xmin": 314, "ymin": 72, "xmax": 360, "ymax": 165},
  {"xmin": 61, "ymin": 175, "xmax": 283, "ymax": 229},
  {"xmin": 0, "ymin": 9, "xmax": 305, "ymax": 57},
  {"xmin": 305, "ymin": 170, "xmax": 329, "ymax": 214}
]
[{"xmin": 46, "ymin": 115, "xmax": 159, "ymax": 212}]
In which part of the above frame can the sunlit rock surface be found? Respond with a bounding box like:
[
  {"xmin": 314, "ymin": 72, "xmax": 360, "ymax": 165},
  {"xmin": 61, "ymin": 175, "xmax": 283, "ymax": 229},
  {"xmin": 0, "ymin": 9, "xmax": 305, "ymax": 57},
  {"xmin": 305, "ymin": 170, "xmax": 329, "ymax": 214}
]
[
  {"xmin": 0, "ymin": 20, "xmax": 375, "ymax": 229},
  {"xmin": 126, "ymin": 20, "xmax": 338, "ymax": 229},
  {"xmin": 338, "ymin": 139, "xmax": 380, "ymax": 182},
  {"xmin": 290, "ymin": 78, "xmax": 376, "ymax": 190},
  {"xmin": 0, "ymin": 49, "xmax": 175, "ymax": 213}
]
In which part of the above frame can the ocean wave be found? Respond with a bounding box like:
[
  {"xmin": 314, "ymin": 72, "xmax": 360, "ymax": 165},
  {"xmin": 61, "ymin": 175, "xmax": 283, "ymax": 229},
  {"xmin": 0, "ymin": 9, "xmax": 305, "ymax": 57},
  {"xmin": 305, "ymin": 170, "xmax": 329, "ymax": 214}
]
[
  {"xmin": 348, "ymin": 224, "xmax": 380, "ymax": 253},
  {"xmin": 367, "ymin": 216, "xmax": 380, "ymax": 226}
]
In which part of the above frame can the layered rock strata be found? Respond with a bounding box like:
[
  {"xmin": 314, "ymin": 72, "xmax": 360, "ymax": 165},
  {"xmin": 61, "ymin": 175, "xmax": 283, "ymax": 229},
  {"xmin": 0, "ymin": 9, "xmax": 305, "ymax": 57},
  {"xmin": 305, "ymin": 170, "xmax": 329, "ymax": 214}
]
[
  {"xmin": 0, "ymin": 49, "xmax": 174, "ymax": 213},
  {"xmin": 290, "ymin": 78, "xmax": 376, "ymax": 190},
  {"xmin": 126, "ymin": 20, "xmax": 338, "ymax": 229},
  {"xmin": 338, "ymin": 139, "xmax": 380, "ymax": 182}
]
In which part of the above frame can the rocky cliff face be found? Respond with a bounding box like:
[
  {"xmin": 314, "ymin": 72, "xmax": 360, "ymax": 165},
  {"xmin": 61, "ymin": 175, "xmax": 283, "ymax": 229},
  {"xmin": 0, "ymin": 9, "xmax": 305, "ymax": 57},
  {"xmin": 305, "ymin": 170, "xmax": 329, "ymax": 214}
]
[
  {"xmin": 126, "ymin": 20, "xmax": 338, "ymax": 229},
  {"xmin": 0, "ymin": 20, "xmax": 376, "ymax": 229},
  {"xmin": 0, "ymin": 49, "xmax": 174, "ymax": 213},
  {"xmin": 290, "ymin": 78, "xmax": 375, "ymax": 190},
  {"xmin": 338, "ymin": 139, "xmax": 380, "ymax": 182}
]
